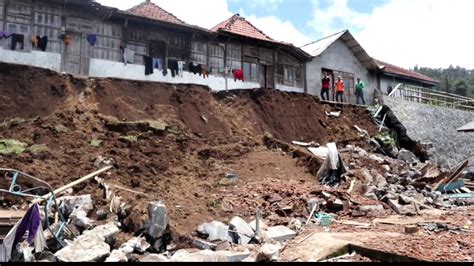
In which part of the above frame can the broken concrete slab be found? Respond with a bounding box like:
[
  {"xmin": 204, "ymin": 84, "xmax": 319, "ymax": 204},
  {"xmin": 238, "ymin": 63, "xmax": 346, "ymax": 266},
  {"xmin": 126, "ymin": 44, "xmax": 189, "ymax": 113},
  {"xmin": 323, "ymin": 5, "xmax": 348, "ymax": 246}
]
[
  {"xmin": 248, "ymin": 219, "xmax": 269, "ymax": 232},
  {"xmin": 192, "ymin": 238, "xmax": 217, "ymax": 250},
  {"xmin": 57, "ymin": 195, "xmax": 93, "ymax": 216},
  {"xmin": 265, "ymin": 226, "xmax": 297, "ymax": 242},
  {"xmin": 260, "ymin": 243, "xmax": 282, "ymax": 261},
  {"xmin": 197, "ymin": 221, "xmax": 232, "ymax": 242},
  {"xmin": 229, "ymin": 217, "xmax": 255, "ymax": 244},
  {"xmin": 215, "ymin": 250, "xmax": 252, "ymax": 262},
  {"xmin": 281, "ymin": 232, "xmax": 402, "ymax": 262},
  {"xmin": 80, "ymin": 223, "xmax": 120, "ymax": 245},
  {"xmin": 147, "ymin": 201, "xmax": 168, "ymax": 239},
  {"xmin": 69, "ymin": 209, "xmax": 93, "ymax": 231},
  {"xmin": 120, "ymin": 236, "xmax": 151, "ymax": 256},
  {"xmin": 140, "ymin": 253, "xmax": 169, "ymax": 262},
  {"xmin": 105, "ymin": 250, "xmax": 128, "ymax": 262},
  {"xmin": 55, "ymin": 235, "xmax": 110, "ymax": 262},
  {"xmin": 359, "ymin": 205, "xmax": 384, "ymax": 213}
]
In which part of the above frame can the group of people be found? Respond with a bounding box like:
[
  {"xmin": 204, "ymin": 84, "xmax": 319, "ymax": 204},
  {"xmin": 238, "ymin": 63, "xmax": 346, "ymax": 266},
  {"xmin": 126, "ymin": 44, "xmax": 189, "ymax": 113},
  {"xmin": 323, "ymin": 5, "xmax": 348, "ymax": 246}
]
[{"xmin": 320, "ymin": 73, "xmax": 366, "ymax": 105}]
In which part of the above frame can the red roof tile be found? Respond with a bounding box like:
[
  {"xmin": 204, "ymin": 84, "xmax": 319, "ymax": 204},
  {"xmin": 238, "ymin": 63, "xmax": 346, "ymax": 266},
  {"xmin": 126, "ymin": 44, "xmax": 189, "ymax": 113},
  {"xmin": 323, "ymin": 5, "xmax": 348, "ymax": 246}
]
[
  {"xmin": 128, "ymin": 1, "xmax": 186, "ymax": 26},
  {"xmin": 211, "ymin": 14, "xmax": 275, "ymax": 43},
  {"xmin": 374, "ymin": 59, "xmax": 439, "ymax": 84}
]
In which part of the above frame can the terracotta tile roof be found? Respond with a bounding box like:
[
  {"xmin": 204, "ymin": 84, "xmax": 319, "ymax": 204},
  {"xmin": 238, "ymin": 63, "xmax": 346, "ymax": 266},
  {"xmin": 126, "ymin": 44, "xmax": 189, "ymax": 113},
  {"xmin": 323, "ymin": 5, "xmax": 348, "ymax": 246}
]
[
  {"xmin": 211, "ymin": 14, "xmax": 275, "ymax": 43},
  {"xmin": 127, "ymin": 1, "xmax": 186, "ymax": 26},
  {"xmin": 374, "ymin": 59, "xmax": 439, "ymax": 84}
]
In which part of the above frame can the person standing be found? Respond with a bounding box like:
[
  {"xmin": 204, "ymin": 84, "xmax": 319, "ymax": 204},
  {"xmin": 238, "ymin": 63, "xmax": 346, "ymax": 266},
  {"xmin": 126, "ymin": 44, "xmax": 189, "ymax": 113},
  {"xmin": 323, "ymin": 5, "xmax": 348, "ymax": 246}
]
[
  {"xmin": 355, "ymin": 78, "xmax": 366, "ymax": 105},
  {"xmin": 321, "ymin": 73, "xmax": 331, "ymax": 101},
  {"xmin": 335, "ymin": 76, "xmax": 345, "ymax": 103}
]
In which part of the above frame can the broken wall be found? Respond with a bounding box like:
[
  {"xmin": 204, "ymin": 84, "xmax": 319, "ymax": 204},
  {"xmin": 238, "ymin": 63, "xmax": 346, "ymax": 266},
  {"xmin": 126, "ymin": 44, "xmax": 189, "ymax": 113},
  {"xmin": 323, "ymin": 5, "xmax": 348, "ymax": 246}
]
[{"xmin": 383, "ymin": 96, "xmax": 473, "ymax": 168}]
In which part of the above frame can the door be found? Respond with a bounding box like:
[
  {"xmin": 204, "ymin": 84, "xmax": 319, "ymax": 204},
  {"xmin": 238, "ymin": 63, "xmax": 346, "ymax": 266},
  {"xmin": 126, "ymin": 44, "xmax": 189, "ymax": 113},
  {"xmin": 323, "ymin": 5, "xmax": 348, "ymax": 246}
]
[
  {"xmin": 260, "ymin": 65, "xmax": 267, "ymax": 88},
  {"xmin": 63, "ymin": 33, "xmax": 91, "ymax": 76},
  {"xmin": 149, "ymin": 40, "xmax": 167, "ymax": 67},
  {"xmin": 63, "ymin": 33, "xmax": 82, "ymax": 75},
  {"xmin": 266, "ymin": 65, "xmax": 274, "ymax": 89}
]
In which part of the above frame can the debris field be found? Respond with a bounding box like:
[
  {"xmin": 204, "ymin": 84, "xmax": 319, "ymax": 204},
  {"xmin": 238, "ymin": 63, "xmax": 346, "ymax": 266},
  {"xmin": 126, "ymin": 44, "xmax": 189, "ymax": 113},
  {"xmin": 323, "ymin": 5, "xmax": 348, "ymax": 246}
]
[{"xmin": 0, "ymin": 63, "xmax": 472, "ymax": 262}]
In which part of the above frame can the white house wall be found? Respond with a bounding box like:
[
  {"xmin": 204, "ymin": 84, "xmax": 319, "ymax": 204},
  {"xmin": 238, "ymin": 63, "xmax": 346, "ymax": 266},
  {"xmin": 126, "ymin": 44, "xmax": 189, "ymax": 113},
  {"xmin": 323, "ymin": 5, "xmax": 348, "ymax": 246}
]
[
  {"xmin": 306, "ymin": 39, "xmax": 376, "ymax": 104},
  {"xmin": 0, "ymin": 48, "xmax": 61, "ymax": 72},
  {"xmin": 89, "ymin": 58, "xmax": 260, "ymax": 92},
  {"xmin": 379, "ymin": 76, "xmax": 428, "ymax": 95},
  {"xmin": 276, "ymin": 83, "xmax": 304, "ymax": 93}
]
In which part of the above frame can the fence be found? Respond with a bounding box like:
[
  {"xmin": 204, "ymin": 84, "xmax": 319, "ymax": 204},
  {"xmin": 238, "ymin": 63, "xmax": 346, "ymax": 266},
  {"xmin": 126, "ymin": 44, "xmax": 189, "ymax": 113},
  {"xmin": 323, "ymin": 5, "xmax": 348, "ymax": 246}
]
[{"xmin": 388, "ymin": 84, "xmax": 474, "ymax": 112}]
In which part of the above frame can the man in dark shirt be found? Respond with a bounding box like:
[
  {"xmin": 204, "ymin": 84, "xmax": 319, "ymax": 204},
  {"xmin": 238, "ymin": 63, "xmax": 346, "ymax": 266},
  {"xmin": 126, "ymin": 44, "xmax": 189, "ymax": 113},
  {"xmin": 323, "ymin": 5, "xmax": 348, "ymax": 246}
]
[{"xmin": 321, "ymin": 73, "xmax": 331, "ymax": 101}]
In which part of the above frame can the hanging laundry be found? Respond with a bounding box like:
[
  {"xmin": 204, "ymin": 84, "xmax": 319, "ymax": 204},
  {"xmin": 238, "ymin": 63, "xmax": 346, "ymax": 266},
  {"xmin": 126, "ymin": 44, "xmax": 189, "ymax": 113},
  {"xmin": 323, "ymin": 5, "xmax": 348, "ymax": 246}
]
[
  {"xmin": 199, "ymin": 64, "xmax": 209, "ymax": 79},
  {"xmin": 11, "ymin": 34, "xmax": 24, "ymax": 50},
  {"xmin": 169, "ymin": 59, "xmax": 179, "ymax": 78},
  {"xmin": 31, "ymin": 36, "xmax": 39, "ymax": 47},
  {"xmin": 0, "ymin": 203, "xmax": 47, "ymax": 262},
  {"xmin": 37, "ymin": 36, "xmax": 48, "ymax": 52},
  {"xmin": 63, "ymin": 35, "xmax": 72, "ymax": 46},
  {"xmin": 0, "ymin": 32, "xmax": 12, "ymax": 38},
  {"xmin": 189, "ymin": 62, "xmax": 200, "ymax": 75},
  {"xmin": 153, "ymin": 58, "xmax": 162, "ymax": 70},
  {"xmin": 177, "ymin": 61, "xmax": 185, "ymax": 77},
  {"xmin": 233, "ymin": 69, "xmax": 244, "ymax": 82},
  {"xmin": 162, "ymin": 69, "xmax": 168, "ymax": 76},
  {"xmin": 86, "ymin": 34, "xmax": 97, "ymax": 46},
  {"xmin": 123, "ymin": 48, "xmax": 135, "ymax": 65},
  {"xmin": 143, "ymin": 55, "xmax": 154, "ymax": 75}
]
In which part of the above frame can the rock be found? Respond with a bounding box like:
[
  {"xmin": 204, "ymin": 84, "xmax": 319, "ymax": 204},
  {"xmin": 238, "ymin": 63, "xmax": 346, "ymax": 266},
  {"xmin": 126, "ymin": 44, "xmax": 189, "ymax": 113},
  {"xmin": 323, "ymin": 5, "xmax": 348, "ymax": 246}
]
[
  {"xmin": 80, "ymin": 223, "xmax": 120, "ymax": 245},
  {"xmin": 399, "ymin": 194, "xmax": 413, "ymax": 205},
  {"xmin": 197, "ymin": 221, "xmax": 232, "ymax": 242},
  {"xmin": 248, "ymin": 219, "xmax": 269, "ymax": 232},
  {"xmin": 215, "ymin": 240, "xmax": 231, "ymax": 251},
  {"xmin": 192, "ymin": 238, "xmax": 217, "ymax": 250},
  {"xmin": 170, "ymin": 249, "xmax": 191, "ymax": 262},
  {"xmin": 229, "ymin": 217, "xmax": 255, "ymax": 245},
  {"xmin": 375, "ymin": 175, "xmax": 388, "ymax": 189},
  {"xmin": 260, "ymin": 243, "xmax": 282, "ymax": 261},
  {"xmin": 404, "ymin": 226, "xmax": 419, "ymax": 234},
  {"xmin": 265, "ymin": 194, "xmax": 283, "ymax": 203},
  {"xmin": 120, "ymin": 236, "xmax": 151, "ymax": 256},
  {"xmin": 140, "ymin": 253, "xmax": 169, "ymax": 262},
  {"xmin": 105, "ymin": 250, "xmax": 128, "ymax": 262},
  {"xmin": 386, "ymin": 192, "xmax": 399, "ymax": 200},
  {"xmin": 388, "ymin": 199, "xmax": 402, "ymax": 214},
  {"xmin": 96, "ymin": 209, "xmax": 109, "ymax": 221},
  {"xmin": 328, "ymin": 199, "xmax": 346, "ymax": 211},
  {"xmin": 55, "ymin": 235, "xmax": 110, "ymax": 262},
  {"xmin": 369, "ymin": 154, "xmax": 385, "ymax": 164},
  {"xmin": 264, "ymin": 226, "xmax": 297, "ymax": 242},
  {"xmin": 399, "ymin": 149, "xmax": 417, "ymax": 163},
  {"xmin": 57, "ymin": 195, "xmax": 93, "ymax": 216},
  {"xmin": 382, "ymin": 165, "xmax": 391, "ymax": 171},
  {"xmin": 215, "ymin": 250, "xmax": 252, "ymax": 262},
  {"xmin": 147, "ymin": 201, "xmax": 168, "ymax": 239},
  {"xmin": 69, "ymin": 209, "xmax": 93, "ymax": 230},
  {"xmin": 359, "ymin": 205, "xmax": 384, "ymax": 213},
  {"xmin": 288, "ymin": 218, "xmax": 303, "ymax": 231}
]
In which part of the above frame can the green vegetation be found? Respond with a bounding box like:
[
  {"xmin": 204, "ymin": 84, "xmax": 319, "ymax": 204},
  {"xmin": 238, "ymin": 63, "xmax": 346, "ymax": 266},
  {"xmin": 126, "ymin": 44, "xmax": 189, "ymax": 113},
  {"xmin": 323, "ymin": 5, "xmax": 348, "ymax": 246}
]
[
  {"xmin": 90, "ymin": 139, "xmax": 103, "ymax": 147},
  {"xmin": 0, "ymin": 139, "xmax": 28, "ymax": 155},
  {"xmin": 120, "ymin": 135, "xmax": 138, "ymax": 143},
  {"xmin": 414, "ymin": 65, "xmax": 474, "ymax": 98},
  {"xmin": 28, "ymin": 144, "xmax": 50, "ymax": 155}
]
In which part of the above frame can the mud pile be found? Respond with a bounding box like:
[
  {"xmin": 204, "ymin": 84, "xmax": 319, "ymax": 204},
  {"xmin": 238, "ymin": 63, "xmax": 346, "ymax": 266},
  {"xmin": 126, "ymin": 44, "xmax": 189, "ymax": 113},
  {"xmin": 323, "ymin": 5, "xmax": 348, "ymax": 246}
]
[{"xmin": 0, "ymin": 63, "xmax": 377, "ymax": 240}]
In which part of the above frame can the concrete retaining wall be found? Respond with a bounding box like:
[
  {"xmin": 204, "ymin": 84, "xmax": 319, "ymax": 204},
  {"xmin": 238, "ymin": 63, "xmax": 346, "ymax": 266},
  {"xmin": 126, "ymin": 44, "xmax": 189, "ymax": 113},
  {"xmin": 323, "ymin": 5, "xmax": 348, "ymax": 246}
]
[{"xmin": 383, "ymin": 96, "xmax": 473, "ymax": 168}]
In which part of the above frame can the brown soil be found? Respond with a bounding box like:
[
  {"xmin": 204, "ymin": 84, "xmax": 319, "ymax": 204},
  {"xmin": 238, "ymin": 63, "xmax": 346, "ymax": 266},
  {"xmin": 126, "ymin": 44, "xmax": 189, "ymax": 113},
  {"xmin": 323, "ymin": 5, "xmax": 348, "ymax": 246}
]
[{"xmin": 0, "ymin": 63, "xmax": 379, "ymax": 239}]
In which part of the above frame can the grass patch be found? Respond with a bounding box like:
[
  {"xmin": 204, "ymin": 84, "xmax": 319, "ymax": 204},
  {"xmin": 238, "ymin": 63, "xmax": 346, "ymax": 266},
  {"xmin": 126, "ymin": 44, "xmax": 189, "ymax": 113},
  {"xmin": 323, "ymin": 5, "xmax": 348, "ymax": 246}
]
[
  {"xmin": 207, "ymin": 199, "xmax": 222, "ymax": 209},
  {"xmin": 28, "ymin": 144, "xmax": 50, "ymax": 155},
  {"xmin": 0, "ymin": 139, "xmax": 28, "ymax": 155},
  {"xmin": 90, "ymin": 139, "xmax": 103, "ymax": 147},
  {"xmin": 119, "ymin": 135, "xmax": 138, "ymax": 143}
]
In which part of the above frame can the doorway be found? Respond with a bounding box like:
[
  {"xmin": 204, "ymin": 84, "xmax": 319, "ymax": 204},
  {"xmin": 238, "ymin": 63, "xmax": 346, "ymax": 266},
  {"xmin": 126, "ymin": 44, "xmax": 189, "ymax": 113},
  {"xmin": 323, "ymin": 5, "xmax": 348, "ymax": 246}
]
[{"xmin": 62, "ymin": 32, "xmax": 92, "ymax": 76}]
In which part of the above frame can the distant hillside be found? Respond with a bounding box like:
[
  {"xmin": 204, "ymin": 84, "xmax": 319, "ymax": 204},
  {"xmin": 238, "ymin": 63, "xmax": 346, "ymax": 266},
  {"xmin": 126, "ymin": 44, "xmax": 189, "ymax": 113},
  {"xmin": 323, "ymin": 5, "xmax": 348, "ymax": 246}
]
[{"xmin": 414, "ymin": 65, "xmax": 474, "ymax": 98}]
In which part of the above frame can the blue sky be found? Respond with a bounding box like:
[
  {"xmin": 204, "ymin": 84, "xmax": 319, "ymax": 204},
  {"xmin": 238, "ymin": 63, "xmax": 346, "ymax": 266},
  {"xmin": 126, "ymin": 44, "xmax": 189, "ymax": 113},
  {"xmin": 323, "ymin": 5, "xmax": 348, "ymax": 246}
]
[{"xmin": 97, "ymin": 0, "xmax": 474, "ymax": 69}]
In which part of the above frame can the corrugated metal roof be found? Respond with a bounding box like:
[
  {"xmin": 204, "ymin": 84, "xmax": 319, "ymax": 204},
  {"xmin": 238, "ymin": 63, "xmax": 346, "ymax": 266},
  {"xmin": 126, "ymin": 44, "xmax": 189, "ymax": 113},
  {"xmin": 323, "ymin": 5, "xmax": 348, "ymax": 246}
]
[
  {"xmin": 458, "ymin": 121, "xmax": 474, "ymax": 132},
  {"xmin": 300, "ymin": 30, "xmax": 378, "ymax": 70}
]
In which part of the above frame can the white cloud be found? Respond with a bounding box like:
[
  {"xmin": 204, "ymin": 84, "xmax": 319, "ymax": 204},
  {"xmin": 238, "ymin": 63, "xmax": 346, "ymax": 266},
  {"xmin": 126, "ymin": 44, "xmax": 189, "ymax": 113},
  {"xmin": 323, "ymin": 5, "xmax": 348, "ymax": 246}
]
[
  {"xmin": 309, "ymin": 0, "xmax": 474, "ymax": 69},
  {"xmin": 244, "ymin": 14, "xmax": 312, "ymax": 46},
  {"xmin": 96, "ymin": 0, "xmax": 309, "ymax": 46}
]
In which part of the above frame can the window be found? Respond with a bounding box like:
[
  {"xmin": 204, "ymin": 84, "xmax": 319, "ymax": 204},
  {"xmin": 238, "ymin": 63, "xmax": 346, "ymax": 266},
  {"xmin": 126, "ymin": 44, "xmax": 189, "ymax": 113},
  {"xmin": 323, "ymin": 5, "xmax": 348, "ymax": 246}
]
[
  {"xmin": 285, "ymin": 67, "xmax": 294, "ymax": 83},
  {"xmin": 226, "ymin": 44, "xmax": 242, "ymax": 70},
  {"xmin": 190, "ymin": 41, "xmax": 207, "ymax": 64},
  {"xmin": 243, "ymin": 61, "xmax": 258, "ymax": 81},
  {"xmin": 209, "ymin": 43, "xmax": 224, "ymax": 75}
]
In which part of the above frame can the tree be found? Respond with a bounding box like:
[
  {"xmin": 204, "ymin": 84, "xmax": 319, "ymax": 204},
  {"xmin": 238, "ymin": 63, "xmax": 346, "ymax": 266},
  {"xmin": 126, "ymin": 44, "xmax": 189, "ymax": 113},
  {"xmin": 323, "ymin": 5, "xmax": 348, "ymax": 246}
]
[{"xmin": 454, "ymin": 79, "xmax": 468, "ymax": 96}]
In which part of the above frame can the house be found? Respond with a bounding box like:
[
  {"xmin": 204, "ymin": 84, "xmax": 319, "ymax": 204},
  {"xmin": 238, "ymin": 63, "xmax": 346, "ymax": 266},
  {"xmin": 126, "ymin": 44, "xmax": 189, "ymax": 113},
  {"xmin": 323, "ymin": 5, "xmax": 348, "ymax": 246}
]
[
  {"xmin": 0, "ymin": 0, "xmax": 310, "ymax": 93},
  {"xmin": 302, "ymin": 30, "xmax": 380, "ymax": 104},
  {"xmin": 373, "ymin": 59, "xmax": 439, "ymax": 95}
]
